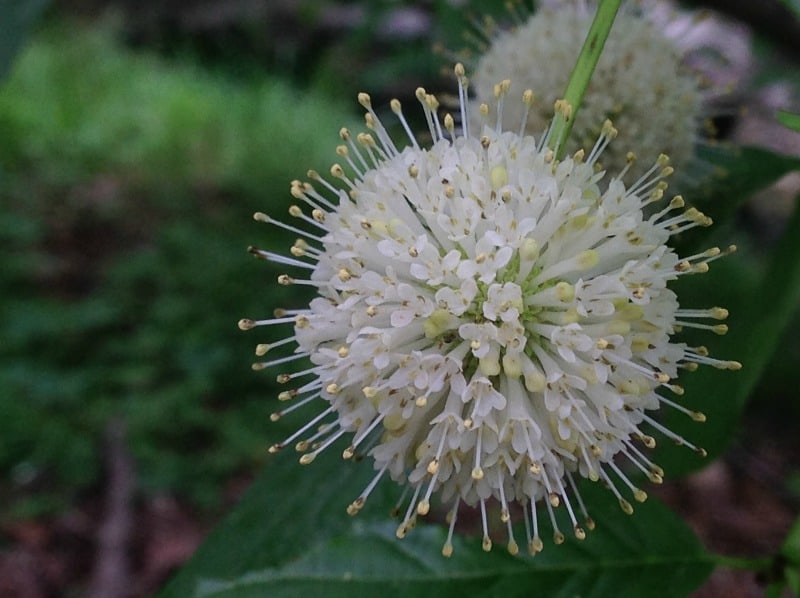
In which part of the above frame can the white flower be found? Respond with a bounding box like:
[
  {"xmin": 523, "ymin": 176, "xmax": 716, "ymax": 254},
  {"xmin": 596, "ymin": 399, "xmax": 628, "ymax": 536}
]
[
  {"xmin": 240, "ymin": 65, "xmax": 740, "ymax": 557},
  {"xmin": 468, "ymin": 0, "xmax": 739, "ymax": 180}
]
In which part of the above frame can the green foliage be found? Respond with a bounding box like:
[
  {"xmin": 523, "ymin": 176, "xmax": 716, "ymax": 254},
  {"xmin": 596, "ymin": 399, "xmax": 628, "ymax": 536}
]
[
  {"xmin": 690, "ymin": 145, "xmax": 800, "ymax": 230},
  {"xmin": 778, "ymin": 110, "xmax": 800, "ymax": 132},
  {"xmin": 779, "ymin": 0, "xmax": 800, "ymax": 21},
  {"xmin": 0, "ymin": 23, "xmax": 354, "ymax": 195},
  {"xmin": 0, "ymin": 22, "xmax": 355, "ymax": 511},
  {"xmin": 783, "ymin": 517, "xmax": 800, "ymax": 595},
  {"xmin": 0, "ymin": 0, "xmax": 51, "ymax": 82},
  {"xmin": 160, "ymin": 448, "xmax": 713, "ymax": 598}
]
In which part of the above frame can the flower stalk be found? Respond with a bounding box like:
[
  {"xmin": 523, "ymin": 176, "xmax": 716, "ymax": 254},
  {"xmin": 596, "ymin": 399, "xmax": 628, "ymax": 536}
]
[{"xmin": 548, "ymin": 0, "xmax": 622, "ymax": 158}]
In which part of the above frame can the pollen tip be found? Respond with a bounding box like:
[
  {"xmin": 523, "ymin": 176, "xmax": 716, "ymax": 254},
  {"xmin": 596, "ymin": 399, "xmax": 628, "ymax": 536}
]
[
  {"xmin": 691, "ymin": 411, "xmax": 707, "ymax": 423},
  {"xmin": 442, "ymin": 542, "xmax": 454, "ymax": 558},
  {"xmin": 357, "ymin": 92, "xmax": 371, "ymax": 108}
]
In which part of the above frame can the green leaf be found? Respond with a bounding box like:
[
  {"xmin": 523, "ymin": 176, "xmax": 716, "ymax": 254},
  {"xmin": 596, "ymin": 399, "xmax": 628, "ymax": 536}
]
[
  {"xmin": 160, "ymin": 447, "xmax": 713, "ymax": 597},
  {"xmin": 764, "ymin": 582, "xmax": 787, "ymax": 598},
  {"xmin": 783, "ymin": 516, "xmax": 800, "ymax": 595},
  {"xmin": 778, "ymin": 110, "xmax": 800, "ymax": 132},
  {"xmin": 783, "ymin": 516, "xmax": 800, "ymax": 564},
  {"xmin": 0, "ymin": 0, "xmax": 52, "ymax": 82},
  {"xmin": 690, "ymin": 145, "xmax": 800, "ymax": 230},
  {"xmin": 656, "ymin": 195, "xmax": 800, "ymax": 475},
  {"xmin": 787, "ymin": 570, "xmax": 800, "ymax": 597},
  {"xmin": 778, "ymin": 0, "xmax": 800, "ymax": 21}
]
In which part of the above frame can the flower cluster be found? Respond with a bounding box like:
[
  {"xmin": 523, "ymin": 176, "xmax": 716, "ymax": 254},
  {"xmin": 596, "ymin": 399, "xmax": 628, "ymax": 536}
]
[
  {"xmin": 468, "ymin": 0, "xmax": 707, "ymax": 180},
  {"xmin": 240, "ymin": 65, "xmax": 738, "ymax": 556}
]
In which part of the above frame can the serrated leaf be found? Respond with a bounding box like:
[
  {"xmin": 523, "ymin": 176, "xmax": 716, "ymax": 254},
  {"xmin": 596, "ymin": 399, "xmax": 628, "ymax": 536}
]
[
  {"xmin": 656, "ymin": 196, "xmax": 800, "ymax": 475},
  {"xmin": 778, "ymin": 110, "xmax": 800, "ymax": 132},
  {"xmin": 160, "ymin": 446, "xmax": 713, "ymax": 598}
]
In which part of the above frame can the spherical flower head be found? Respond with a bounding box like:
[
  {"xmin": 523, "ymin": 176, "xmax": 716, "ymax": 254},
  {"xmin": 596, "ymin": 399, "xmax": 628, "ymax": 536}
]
[
  {"xmin": 242, "ymin": 67, "xmax": 739, "ymax": 557},
  {"xmin": 470, "ymin": 1, "xmax": 705, "ymax": 181}
]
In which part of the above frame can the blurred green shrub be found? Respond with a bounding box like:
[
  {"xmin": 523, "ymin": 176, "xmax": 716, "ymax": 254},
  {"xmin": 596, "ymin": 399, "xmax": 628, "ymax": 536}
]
[{"xmin": 0, "ymin": 21, "xmax": 356, "ymax": 514}]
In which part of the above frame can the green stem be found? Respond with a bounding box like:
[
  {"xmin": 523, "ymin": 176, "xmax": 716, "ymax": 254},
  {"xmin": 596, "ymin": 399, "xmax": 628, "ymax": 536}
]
[{"xmin": 548, "ymin": 0, "xmax": 622, "ymax": 158}]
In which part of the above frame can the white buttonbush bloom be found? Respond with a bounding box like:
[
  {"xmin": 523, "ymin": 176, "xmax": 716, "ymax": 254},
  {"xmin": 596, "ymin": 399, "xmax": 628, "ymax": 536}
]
[
  {"xmin": 469, "ymin": 0, "xmax": 711, "ymax": 180},
  {"xmin": 240, "ymin": 66, "xmax": 739, "ymax": 557}
]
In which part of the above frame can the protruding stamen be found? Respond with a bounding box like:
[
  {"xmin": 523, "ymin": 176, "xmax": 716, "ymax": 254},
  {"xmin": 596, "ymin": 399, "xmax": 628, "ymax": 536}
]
[
  {"xmin": 480, "ymin": 498, "xmax": 492, "ymax": 552},
  {"xmin": 442, "ymin": 497, "xmax": 460, "ymax": 558}
]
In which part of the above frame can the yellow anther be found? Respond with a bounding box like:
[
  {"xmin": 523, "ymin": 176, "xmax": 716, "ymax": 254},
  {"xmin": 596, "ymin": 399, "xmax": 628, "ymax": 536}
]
[
  {"xmin": 601, "ymin": 118, "xmax": 617, "ymax": 138},
  {"xmin": 554, "ymin": 98, "xmax": 573, "ymax": 120},
  {"xmin": 522, "ymin": 89, "xmax": 535, "ymax": 106},
  {"xmin": 444, "ymin": 113, "xmax": 455, "ymax": 135},
  {"xmin": 710, "ymin": 307, "xmax": 729, "ymax": 320}
]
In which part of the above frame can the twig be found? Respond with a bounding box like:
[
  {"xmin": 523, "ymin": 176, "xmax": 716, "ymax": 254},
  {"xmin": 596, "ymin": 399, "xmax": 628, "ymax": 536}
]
[{"xmin": 88, "ymin": 418, "xmax": 136, "ymax": 598}]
